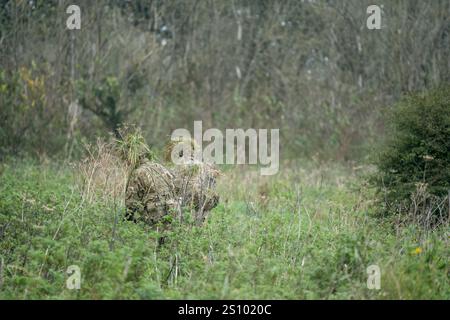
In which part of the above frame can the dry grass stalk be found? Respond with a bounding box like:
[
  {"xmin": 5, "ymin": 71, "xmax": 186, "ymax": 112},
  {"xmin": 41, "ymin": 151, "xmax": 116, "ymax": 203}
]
[
  {"xmin": 77, "ymin": 139, "xmax": 130, "ymax": 204},
  {"xmin": 392, "ymin": 183, "xmax": 449, "ymax": 232}
]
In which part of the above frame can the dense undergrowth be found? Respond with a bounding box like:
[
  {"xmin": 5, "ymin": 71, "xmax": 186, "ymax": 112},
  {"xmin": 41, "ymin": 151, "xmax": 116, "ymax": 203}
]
[{"xmin": 0, "ymin": 160, "xmax": 448, "ymax": 299}]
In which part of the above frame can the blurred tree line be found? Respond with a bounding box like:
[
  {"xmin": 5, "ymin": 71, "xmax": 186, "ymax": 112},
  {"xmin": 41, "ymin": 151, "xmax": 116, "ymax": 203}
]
[{"xmin": 0, "ymin": 0, "xmax": 449, "ymax": 162}]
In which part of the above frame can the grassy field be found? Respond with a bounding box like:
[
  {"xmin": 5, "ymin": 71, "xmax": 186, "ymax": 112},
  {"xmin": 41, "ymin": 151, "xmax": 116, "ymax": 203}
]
[{"xmin": 0, "ymin": 160, "xmax": 448, "ymax": 299}]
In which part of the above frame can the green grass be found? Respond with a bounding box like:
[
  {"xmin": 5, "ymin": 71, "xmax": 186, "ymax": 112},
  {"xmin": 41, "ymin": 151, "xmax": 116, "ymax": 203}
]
[{"xmin": 0, "ymin": 161, "xmax": 448, "ymax": 299}]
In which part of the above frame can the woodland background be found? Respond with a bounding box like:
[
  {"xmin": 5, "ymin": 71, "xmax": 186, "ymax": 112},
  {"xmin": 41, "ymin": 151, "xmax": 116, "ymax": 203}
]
[{"xmin": 1, "ymin": 0, "xmax": 449, "ymax": 162}]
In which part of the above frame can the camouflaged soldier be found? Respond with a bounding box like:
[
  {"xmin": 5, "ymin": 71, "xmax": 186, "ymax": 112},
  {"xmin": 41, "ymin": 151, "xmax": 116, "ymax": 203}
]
[
  {"xmin": 172, "ymin": 161, "xmax": 220, "ymax": 224},
  {"xmin": 165, "ymin": 138, "xmax": 220, "ymax": 224},
  {"xmin": 125, "ymin": 159, "xmax": 178, "ymax": 226}
]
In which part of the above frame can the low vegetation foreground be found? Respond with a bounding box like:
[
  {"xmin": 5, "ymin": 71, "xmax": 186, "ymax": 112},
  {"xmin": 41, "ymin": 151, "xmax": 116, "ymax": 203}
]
[{"xmin": 0, "ymin": 159, "xmax": 448, "ymax": 299}]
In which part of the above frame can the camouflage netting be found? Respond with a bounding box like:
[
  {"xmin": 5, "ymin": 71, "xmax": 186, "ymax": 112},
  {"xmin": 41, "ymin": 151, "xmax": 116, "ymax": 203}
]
[{"xmin": 125, "ymin": 137, "xmax": 220, "ymax": 227}]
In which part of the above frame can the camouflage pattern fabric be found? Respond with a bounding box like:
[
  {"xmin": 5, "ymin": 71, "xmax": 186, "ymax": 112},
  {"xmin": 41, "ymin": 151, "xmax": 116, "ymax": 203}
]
[
  {"xmin": 172, "ymin": 160, "xmax": 220, "ymax": 223},
  {"xmin": 125, "ymin": 159, "xmax": 178, "ymax": 226},
  {"xmin": 125, "ymin": 138, "xmax": 220, "ymax": 226}
]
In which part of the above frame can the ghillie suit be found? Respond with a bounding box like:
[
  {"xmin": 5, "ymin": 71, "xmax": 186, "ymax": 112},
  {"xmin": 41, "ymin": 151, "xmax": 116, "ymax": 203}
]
[
  {"xmin": 172, "ymin": 161, "xmax": 220, "ymax": 224},
  {"xmin": 116, "ymin": 127, "xmax": 178, "ymax": 227},
  {"xmin": 164, "ymin": 137, "xmax": 220, "ymax": 224},
  {"xmin": 124, "ymin": 135, "xmax": 220, "ymax": 227},
  {"xmin": 125, "ymin": 159, "xmax": 178, "ymax": 226}
]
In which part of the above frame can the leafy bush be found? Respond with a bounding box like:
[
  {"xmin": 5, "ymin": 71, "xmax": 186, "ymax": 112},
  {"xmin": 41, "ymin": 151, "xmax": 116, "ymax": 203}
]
[
  {"xmin": 373, "ymin": 85, "xmax": 450, "ymax": 220},
  {"xmin": 0, "ymin": 65, "xmax": 67, "ymax": 159}
]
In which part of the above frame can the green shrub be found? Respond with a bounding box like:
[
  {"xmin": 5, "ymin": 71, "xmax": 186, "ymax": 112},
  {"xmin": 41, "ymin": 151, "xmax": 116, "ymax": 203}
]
[{"xmin": 373, "ymin": 85, "xmax": 450, "ymax": 218}]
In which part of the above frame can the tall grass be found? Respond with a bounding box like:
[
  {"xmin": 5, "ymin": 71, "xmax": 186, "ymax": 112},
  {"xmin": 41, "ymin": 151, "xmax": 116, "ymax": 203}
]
[{"xmin": 0, "ymin": 161, "xmax": 448, "ymax": 299}]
